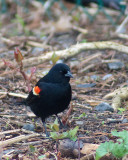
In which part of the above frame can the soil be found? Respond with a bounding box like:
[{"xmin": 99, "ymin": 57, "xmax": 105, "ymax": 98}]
[{"xmin": 0, "ymin": 1, "xmax": 128, "ymax": 159}]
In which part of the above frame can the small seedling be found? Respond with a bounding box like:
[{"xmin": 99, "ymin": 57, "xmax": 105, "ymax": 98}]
[
  {"xmin": 3, "ymin": 48, "xmax": 36, "ymax": 92},
  {"xmin": 47, "ymin": 118, "xmax": 59, "ymax": 132},
  {"xmin": 101, "ymin": 121, "xmax": 105, "ymax": 125},
  {"xmin": 12, "ymin": 14, "xmax": 30, "ymax": 35},
  {"xmin": 38, "ymin": 155, "xmax": 47, "ymax": 159},
  {"xmin": 94, "ymin": 113, "xmax": 98, "ymax": 119},
  {"xmin": 5, "ymin": 123, "xmax": 9, "ymax": 128},
  {"xmin": 117, "ymin": 108, "xmax": 125, "ymax": 114},
  {"xmin": 51, "ymin": 52, "xmax": 60, "ymax": 65},
  {"xmin": 74, "ymin": 112, "xmax": 87, "ymax": 119},
  {"xmin": 29, "ymin": 145, "xmax": 36, "ymax": 153},
  {"xmin": 50, "ymin": 126, "xmax": 79, "ymax": 141},
  {"xmin": 80, "ymin": 39, "xmax": 87, "ymax": 43}
]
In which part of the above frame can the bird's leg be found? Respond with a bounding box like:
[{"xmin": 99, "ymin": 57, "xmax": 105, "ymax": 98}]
[
  {"xmin": 56, "ymin": 114, "xmax": 64, "ymax": 128},
  {"xmin": 42, "ymin": 119, "xmax": 49, "ymax": 137}
]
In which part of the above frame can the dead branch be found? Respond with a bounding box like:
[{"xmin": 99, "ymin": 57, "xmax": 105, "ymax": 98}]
[
  {"xmin": 117, "ymin": 33, "xmax": 128, "ymax": 39},
  {"xmin": 21, "ymin": 41, "xmax": 128, "ymax": 68},
  {"xmin": 1, "ymin": 41, "xmax": 128, "ymax": 69},
  {"xmin": 0, "ymin": 91, "xmax": 28, "ymax": 99},
  {"xmin": 116, "ymin": 15, "xmax": 128, "ymax": 33},
  {"xmin": 79, "ymin": 52, "xmax": 102, "ymax": 69},
  {"xmin": 0, "ymin": 129, "xmax": 20, "ymax": 136},
  {"xmin": 0, "ymin": 132, "xmax": 40, "ymax": 147}
]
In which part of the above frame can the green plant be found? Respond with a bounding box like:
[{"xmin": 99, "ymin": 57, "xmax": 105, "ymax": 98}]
[
  {"xmin": 51, "ymin": 52, "xmax": 60, "ymax": 65},
  {"xmin": 80, "ymin": 39, "xmax": 87, "ymax": 43},
  {"xmin": 50, "ymin": 126, "xmax": 79, "ymax": 141},
  {"xmin": 5, "ymin": 122, "xmax": 9, "ymax": 128},
  {"xmin": 74, "ymin": 112, "xmax": 87, "ymax": 119},
  {"xmin": 118, "ymin": 108, "xmax": 126, "ymax": 114},
  {"xmin": 12, "ymin": 14, "xmax": 30, "ymax": 35},
  {"xmin": 47, "ymin": 118, "xmax": 59, "ymax": 132},
  {"xmin": 96, "ymin": 130, "xmax": 128, "ymax": 160},
  {"xmin": 101, "ymin": 121, "xmax": 105, "ymax": 125},
  {"xmin": 29, "ymin": 145, "xmax": 36, "ymax": 153}
]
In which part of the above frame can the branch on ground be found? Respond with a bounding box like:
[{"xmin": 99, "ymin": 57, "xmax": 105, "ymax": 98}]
[
  {"xmin": 104, "ymin": 87, "xmax": 128, "ymax": 111},
  {"xmin": 1, "ymin": 41, "xmax": 128, "ymax": 69}
]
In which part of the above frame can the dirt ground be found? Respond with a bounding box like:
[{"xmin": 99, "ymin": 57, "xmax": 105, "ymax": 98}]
[{"xmin": 0, "ymin": 1, "xmax": 128, "ymax": 160}]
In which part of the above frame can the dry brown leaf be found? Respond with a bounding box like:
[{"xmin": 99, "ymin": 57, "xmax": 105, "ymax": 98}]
[
  {"xmin": 81, "ymin": 143, "xmax": 99, "ymax": 155},
  {"xmin": 86, "ymin": 99, "xmax": 101, "ymax": 106}
]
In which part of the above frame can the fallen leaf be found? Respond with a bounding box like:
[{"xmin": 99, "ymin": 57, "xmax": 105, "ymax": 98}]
[{"xmin": 81, "ymin": 143, "xmax": 99, "ymax": 155}]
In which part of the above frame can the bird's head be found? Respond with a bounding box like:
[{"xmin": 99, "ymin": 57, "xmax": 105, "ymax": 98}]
[{"xmin": 48, "ymin": 63, "xmax": 73, "ymax": 83}]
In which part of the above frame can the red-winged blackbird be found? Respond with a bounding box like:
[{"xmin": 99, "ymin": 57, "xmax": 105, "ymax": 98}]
[{"xmin": 26, "ymin": 63, "xmax": 73, "ymax": 137}]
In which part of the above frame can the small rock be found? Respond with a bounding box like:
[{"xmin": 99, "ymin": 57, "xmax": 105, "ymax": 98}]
[
  {"xmin": 75, "ymin": 121, "xmax": 84, "ymax": 125},
  {"xmin": 108, "ymin": 62, "xmax": 124, "ymax": 70},
  {"xmin": 32, "ymin": 47, "xmax": 44, "ymax": 55},
  {"xmin": 122, "ymin": 118, "xmax": 128, "ymax": 123},
  {"xmin": 58, "ymin": 139, "xmax": 83, "ymax": 157},
  {"xmin": 84, "ymin": 76, "xmax": 90, "ymax": 81},
  {"xmin": 90, "ymin": 75, "xmax": 100, "ymax": 81},
  {"xmin": 77, "ymin": 83, "xmax": 96, "ymax": 88},
  {"xmin": 70, "ymin": 61, "xmax": 79, "ymax": 68},
  {"xmin": 56, "ymin": 59, "xmax": 64, "ymax": 64},
  {"xmin": 102, "ymin": 74, "xmax": 112, "ymax": 80},
  {"xmin": 95, "ymin": 102, "xmax": 114, "ymax": 112},
  {"xmin": 23, "ymin": 124, "xmax": 35, "ymax": 131}
]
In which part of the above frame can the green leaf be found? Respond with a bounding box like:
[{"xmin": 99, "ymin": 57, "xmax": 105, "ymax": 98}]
[
  {"xmin": 111, "ymin": 143, "xmax": 127, "ymax": 158},
  {"xmin": 29, "ymin": 145, "xmax": 35, "ymax": 153},
  {"xmin": 38, "ymin": 155, "xmax": 46, "ymax": 159},
  {"xmin": 51, "ymin": 52, "xmax": 60, "ymax": 65},
  {"xmin": 117, "ymin": 108, "xmax": 125, "ymax": 114},
  {"xmin": 96, "ymin": 141, "xmax": 114, "ymax": 160},
  {"xmin": 47, "ymin": 119, "xmax": 59, "ymax": 132},
  {"xmin": 50, "ymin": 132, "xmax": 58, "ymax": 139},
  {"xmin": 112, "ymin": 130, "xmax": 128, "ymax": 143},
  {"xmin": 50, "ymin": 126, "xmax": 78, "ymax": 141},
  {"xmin": 50, "ymin": 132, "xmax": 68, "ymax": 140},
  {"xmin": 78, "ymin": 113, "xmax": 87, "ymax": 119},
  {"xmin": 80, "ymin": 39, "xmax": 87, "ymax": 43},
  {"xmin": 96, "ymin": 130, "xmax": 128, "ymax": 160},
  {"xmin": 68, "ymin": 126, "xmax": 79, "ymax": 141}
]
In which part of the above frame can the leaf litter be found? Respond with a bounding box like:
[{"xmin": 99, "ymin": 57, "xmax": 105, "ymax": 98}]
[{"xmin": 0, "ymin": 1, "xmax": 128, "ymax": 159}]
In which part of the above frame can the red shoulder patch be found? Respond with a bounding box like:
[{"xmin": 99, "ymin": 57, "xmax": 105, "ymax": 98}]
[{"xmin": 33, "ymin": 86, "xmax": 41, "ymax": 95}]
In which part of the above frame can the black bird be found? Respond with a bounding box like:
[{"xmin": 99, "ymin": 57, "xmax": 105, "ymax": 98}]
[{"xmin": 26, "ymin": 63, "xmax": 73, "ymax": 137}]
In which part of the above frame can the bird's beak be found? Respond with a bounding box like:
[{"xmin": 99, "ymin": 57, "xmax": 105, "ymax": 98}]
[{"xmin": 65, "ymin": 71, "xmax": 73, "ymax": 78}]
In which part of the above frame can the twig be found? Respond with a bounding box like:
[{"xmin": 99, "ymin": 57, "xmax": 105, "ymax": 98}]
[
  {"xmin": 0, "ymin": 132, "xmax": 40, "ymax": 147},
  {"xmin": 117, "ymin": 33, "xmax": 128, "ymax": 39},
  {"xmin": 16, "ymin": 140, "xmax": 47, "ymax": 145},
  {"xmin": 62, "ymin": 102, "xmax": 74, "ymax": 125},
  {"xmin": 27, "ymin": 40, "xmax": 51, "ymax": 49},
  {"xmin": 79, "ymin": 53, "xmax": 102, "ymax": 69},
  {"xmin": 0, "ymin": 129, "xmax": 20, "ymax": 136},
  {"xmin": 79, "ymin": 64, "xmax": 95, "ymax": 73},
  {"xmin": 71, "ymin": 25, "xmax": 88, "ymax": 34},
  {"xmin": 0, "ymin": 91, "xmax": 28, "ymax": 99},
  {"xmin": 1, "ymin": 41, "xmax": 128, "ymax": 69},
  {"xmin": 116, "ymin": 15, "xmax": 128, "ymax": 33}
]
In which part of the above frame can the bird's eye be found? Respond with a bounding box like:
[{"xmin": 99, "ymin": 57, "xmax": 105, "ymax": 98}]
[{"xmin": 60, "ymin": 70, "xmax": 67, "ymax": 74}]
